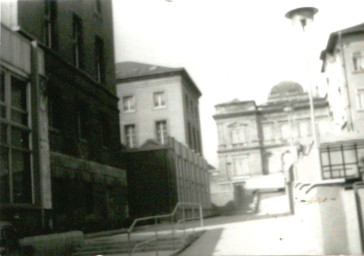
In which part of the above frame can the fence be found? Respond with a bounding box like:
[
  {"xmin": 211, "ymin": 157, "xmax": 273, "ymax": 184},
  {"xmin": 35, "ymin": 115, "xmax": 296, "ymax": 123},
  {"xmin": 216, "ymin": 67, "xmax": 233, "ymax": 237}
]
[{"xmin": 320, "ymin": 140, "xmax": 364, "ymax": 180}]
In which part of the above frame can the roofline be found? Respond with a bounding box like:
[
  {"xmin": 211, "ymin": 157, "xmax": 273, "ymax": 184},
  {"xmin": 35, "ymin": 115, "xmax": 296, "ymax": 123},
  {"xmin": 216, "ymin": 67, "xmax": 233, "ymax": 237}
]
[
  {"xmin": 215, "ymin": 100, "xmax": 257, "ymax": 108},
  {"xmin": 321, "ymin": 23, "xmax": 364, "ymax": 71},
  {"xmin": 116, "ymin": 68, "xmax": 202, "ymax": 97}
]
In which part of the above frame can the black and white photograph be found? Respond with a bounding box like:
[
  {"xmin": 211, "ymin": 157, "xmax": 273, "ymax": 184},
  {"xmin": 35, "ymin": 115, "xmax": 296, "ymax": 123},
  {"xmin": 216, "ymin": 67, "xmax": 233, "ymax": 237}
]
[{"xmin": 1, "ymin": 0, "xmax": 364, "ymax": 255}]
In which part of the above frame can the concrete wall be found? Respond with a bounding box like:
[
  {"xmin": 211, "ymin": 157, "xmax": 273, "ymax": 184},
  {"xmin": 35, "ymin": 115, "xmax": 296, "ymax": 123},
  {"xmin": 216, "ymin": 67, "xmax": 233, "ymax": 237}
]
[
  {"xmin": 20, "ymin": 231, "xmax": 84, "ymax": 256},
  {"xmin": 294, "ymin": 183, "xmax": 362, "ymax": 255}
]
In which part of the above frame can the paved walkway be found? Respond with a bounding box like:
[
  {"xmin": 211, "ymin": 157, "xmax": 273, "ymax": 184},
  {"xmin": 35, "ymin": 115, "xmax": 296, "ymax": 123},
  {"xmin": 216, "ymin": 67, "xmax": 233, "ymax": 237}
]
[{"xmin": 179, "ymin": 214, "xmax": 321, "ymax": 255}]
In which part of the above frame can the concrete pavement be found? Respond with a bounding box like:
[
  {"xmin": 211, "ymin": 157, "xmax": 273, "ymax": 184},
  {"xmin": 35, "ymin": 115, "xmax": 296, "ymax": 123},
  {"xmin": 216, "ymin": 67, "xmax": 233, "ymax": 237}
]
[{"xmin": 179, "ymin": 214, "xmax": 321, "ymax": 255}]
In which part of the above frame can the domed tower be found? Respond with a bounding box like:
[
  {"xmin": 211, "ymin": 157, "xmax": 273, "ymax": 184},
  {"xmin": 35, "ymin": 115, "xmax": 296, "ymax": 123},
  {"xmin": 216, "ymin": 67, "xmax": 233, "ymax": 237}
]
[{"xmin": 268, "ymin": 81, "xmax": 307, "ymax": 103}]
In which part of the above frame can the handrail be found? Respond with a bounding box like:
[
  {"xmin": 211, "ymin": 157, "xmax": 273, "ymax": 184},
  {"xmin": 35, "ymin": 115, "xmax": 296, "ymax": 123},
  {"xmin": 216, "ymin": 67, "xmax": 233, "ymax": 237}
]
[{"xmin": 127, "ymin": 202, "xmax": 203, "ymax": 256}]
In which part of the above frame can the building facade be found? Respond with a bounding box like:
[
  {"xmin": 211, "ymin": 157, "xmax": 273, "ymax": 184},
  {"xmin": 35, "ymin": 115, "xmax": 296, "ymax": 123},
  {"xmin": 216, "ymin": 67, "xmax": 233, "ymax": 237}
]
[
  {"xmin": 116, "ymin": 62, "xmax": 203, "ymax": 154},
  {"xmin": 1, "ymin": 0, "xmax": 127, "ymax": 235},
  {"xmin": 126, "ymin": 137, "xmax": 211, "ymax": 218},
  {"xmin": 320, "ymin": 22, "xmax": 364, "ymax": 133},
  {"xmin": 213, "ymin": 81, "xmax": 331, "ymax": 209}
]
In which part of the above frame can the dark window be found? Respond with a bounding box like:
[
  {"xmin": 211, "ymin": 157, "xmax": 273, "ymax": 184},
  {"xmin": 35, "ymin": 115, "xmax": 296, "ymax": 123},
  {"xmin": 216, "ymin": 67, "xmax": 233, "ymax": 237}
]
[
  {"xmin": 72, "ymin": 14, "xmax": 83, "ymax": 68},
  {"xmin": 0, "ymin": 70, "xmax": 32, "ymax": 204},
  {"xmin": 100, "ymin": 115, "xmax": 111, "ymax": 146},
  {"xmin": 48, "ymin": 86, "xmax": 62, "ymax": 130},
  {"xmin": 95, "ymin": 36, "xmax": 105, "ymax": 83},
  {"xmin": 95, "ymin": 0, "xmax": 102, "ymax": 14},
  {"xmin": 77, "ymin": 102, "xmax": 88, "ymax": 140},
  {"xmin": 44, "ymin": 0, "xmax": 57, "ymax": 48}
]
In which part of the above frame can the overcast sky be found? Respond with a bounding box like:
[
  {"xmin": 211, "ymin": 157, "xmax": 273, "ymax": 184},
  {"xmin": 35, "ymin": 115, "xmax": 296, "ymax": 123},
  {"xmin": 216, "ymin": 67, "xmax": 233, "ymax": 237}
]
[{"xmin": 112, "ymin": 0, "xmax": 364, "ymax": 167}]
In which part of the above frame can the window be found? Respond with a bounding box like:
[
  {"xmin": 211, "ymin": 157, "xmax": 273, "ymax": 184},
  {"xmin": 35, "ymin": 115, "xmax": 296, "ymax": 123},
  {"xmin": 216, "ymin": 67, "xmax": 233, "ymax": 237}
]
[
  {"xmin": 156, "ymin": 120, "xmax": 167, "ymax": 144},
  {"xmin": 353, "ymin": 52, "xmax": 364, "ymax": 72},
  {"xmin": 0, "ymin": 70, "xmax": 32, "ymax": 204},
  {"xmin": 123, "ymin": 95, "xmax": 135, "ymax": 112},
  {"xmin": 77, "ymin": 102, "xmax": 88, "ymax": 140},
  {"xmin": 100, "ymin": 115, "xmax": 111, "ymax": 146},
  {"xmin": 44, "ymin": 0, "xmax": 57, "ymax": 48},
  {"xmin": 298, "ymin": 121, "xmax": 310, "ymax": 137},
  {"xmin": 233, "ymin": 157, "xmax": 249, "ymax": 177},
  {"xmin": 95, "ymin": 36, "xmax": 104, "ymax": 82},
  {"xmin": 48, "ymin": 86, "xmax": 62, "ymax": 130},
  {"xmin": 263, "ymin": 124, "xmax": 273, "ymax": 141},
  {"xmin": 72, "ymin": 14, "xmax": 83, "ymax": 68},
  {"xmin": 153, "ymin": 92, "xmax": 166, "ymax": 108},
  {"xmin": 124, "ymin": 124, "xmax": 136, "ymax": 148},
  {"xmin": 95, "ymin": 0, "xmax": 102, "ymax": 14},
  {"xmin": 230, "ymin": 125, "xmax": 246, "ymax": 144},
  {"xmin": 280, "ymin": 123, "xmax": 290, "ymax": 139},
  {"xmin": 358, "ymin": 89, "xmax": 364, "ymax": 110}
]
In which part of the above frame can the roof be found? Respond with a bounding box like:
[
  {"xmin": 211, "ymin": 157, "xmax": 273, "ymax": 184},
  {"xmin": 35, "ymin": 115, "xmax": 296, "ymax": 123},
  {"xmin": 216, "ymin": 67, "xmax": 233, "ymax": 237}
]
[
  {"xmin": 320, "ymin": 22, "xmax": 364, "ymax": 63},
  {"xmin": 268, "ymin": 81, "xmax": 304, "ymax": 101},
  {"xmin": 115, "ymin": 61, "xmax": 202, "ymax": 97},
  {"xmin": 115, "ymin": 61, "xmax": 183, "ymax": 79}
]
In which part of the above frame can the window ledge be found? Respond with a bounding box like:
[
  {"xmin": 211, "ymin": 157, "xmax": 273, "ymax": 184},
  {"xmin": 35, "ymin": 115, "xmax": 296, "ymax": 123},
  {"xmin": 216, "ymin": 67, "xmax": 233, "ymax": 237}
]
[
  {"xmin": 353, "ymin": 70, "xmax": 364, "ymax": 74},
  {"xmin": 154, "ymin": 106, "xmax": 166, "ymax": 110}
]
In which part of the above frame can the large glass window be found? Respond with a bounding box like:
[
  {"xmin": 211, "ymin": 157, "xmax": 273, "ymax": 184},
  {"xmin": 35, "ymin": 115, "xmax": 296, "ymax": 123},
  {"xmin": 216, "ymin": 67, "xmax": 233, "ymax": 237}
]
[
  {"xmin": 233, "ymin": 156, "xmax": 249, "ymax": 177},
  {"xmin": 0, "ymin": 70, "xmax": 32, "ymax": 204},
  {"xmin": 156, "ymin": 120, "xmax": 167, "ymax": 144}
]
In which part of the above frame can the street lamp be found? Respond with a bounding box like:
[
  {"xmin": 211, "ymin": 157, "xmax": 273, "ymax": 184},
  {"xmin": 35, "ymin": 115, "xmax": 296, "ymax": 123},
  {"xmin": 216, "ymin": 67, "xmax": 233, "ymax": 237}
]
[{"xmin": 285, "ymin": 7, "xmax": 321, "ymax": 179}]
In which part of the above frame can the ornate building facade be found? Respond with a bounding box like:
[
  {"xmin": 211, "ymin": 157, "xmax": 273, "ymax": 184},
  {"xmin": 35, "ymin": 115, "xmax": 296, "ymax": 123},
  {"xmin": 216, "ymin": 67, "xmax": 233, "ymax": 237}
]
[{"xmin": 212, "ymin": 81, "xmax": 331, "ymax": 209}]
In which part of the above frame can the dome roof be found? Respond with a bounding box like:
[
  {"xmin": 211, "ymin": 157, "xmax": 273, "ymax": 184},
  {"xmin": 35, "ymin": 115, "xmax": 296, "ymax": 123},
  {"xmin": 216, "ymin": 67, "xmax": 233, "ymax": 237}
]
[{"xmin": 268, "ymin": 81, "xmax": 304, "ymax": 100}]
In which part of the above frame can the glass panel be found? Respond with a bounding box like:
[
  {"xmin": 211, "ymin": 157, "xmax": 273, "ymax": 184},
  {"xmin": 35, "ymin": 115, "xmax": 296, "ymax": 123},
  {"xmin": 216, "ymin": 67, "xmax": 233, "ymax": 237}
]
[
  {"xmin": 12, "ymin": 150, "xmax": 32, "ymax": 203},
  {"xmin": 11, "ymin": 127, "xmax": 29, "ymax": 148},
  {"xmin": 0, "ymin": 146, "xmax": 10, "ymax": 203},
  {"xmin": 11, "ymin": 76, "xmax": 27, "ymax": 110},
  {"xmin": 11, "ymin": 110, "xmax": 27, "ymax": 125}
]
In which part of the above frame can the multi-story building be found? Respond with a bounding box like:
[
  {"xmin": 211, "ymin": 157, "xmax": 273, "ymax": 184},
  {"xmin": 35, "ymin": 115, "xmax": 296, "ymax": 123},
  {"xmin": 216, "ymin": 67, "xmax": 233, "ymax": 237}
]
[
  {"xmin": 213, "ymin": 81, "xmax": 331, "ymax": 209},
  {"xmin": 320, "ymin": 22, "xmax": 364, "ymax": 133},
  {"xmin": 116, "ymin": 62, "xmax": 211, "ymax": 217},
  {"xmin": 116, "ymin": 61, "xmax": 203, "ymax": 154},
  {"xmin": 1, "ymin": 0, "xmax": 127, "ymax": 235}
]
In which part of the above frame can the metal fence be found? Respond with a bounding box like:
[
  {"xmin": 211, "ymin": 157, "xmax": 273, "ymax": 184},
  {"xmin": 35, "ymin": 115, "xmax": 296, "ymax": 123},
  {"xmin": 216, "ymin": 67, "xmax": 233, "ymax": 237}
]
[{"xmin": 320, "ymin": 140, "xmax": 364, "ymax": 180}]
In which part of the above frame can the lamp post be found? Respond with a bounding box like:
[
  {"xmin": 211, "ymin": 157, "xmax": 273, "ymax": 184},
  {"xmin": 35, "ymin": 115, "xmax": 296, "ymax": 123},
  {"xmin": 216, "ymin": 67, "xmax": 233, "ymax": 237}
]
[{"xmin": 285, "ymin": 7, "xmax": 322, "ymax": 179}]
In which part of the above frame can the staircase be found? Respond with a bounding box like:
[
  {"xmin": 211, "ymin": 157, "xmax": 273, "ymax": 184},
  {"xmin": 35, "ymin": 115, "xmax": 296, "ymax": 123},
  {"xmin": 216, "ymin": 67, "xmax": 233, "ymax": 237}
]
[{"xmin": 72, "ymin": 235, "xmax": 186, "ymax": 255}]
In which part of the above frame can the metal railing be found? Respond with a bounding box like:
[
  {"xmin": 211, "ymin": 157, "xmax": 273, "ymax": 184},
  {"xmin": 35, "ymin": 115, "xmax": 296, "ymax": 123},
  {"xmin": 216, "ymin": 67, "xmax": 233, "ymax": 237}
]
[
  {"xmin": 127, "ymin": 202, "xmax": 203, "ymax": 256},
  {"xmin": 320, "ymin": 140, "xmax": 364, "ymax": 180}
]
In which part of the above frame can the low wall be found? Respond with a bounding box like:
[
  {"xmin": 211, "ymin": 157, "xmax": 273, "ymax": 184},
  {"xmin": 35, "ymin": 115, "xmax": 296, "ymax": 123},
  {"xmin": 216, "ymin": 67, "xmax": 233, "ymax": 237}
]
[
  {"xmin": 19, "ymin": 231, "xmax": 84, "ymax": 256},
  {"xmin": 294, "ymin": 182, "xmax": 362, "ymax": 255}
]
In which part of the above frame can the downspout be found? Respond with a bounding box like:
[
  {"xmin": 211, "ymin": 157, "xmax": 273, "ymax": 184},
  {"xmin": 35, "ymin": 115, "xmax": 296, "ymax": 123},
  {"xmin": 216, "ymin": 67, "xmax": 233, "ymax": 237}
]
[{"xmin": 338, "ymin": 31, "xmax": 354, "ymax": 131}]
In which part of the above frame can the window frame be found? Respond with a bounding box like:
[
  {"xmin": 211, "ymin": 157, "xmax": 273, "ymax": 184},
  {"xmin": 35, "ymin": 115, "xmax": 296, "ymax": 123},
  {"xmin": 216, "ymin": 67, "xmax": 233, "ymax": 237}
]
[
  {"xmin": 124, "ymin": 124, "xmax": 136, "ymax": 148},
  {"xmin": 353, "ymin": 51, "xmax": 364, "ymax": 73},
  {"xmin": 44, "ymin": 0, "xmax": 57, "ymax": 49},
  {"xmin": 122, "ymin": 95, "xmax": 135, "ymax": 113},
  {"xmin": 357, "ymin": 88, "xmax": 364, "ymax": 111},
  {"xmin": 95, "ymin": 36, "xmax": 105, "ymax": 83},
  {"xmin": 156, "ymin": 120, "xmax": 168, "ymax": 144},
  {"xmin": 76, "ymin": 101, "xmax": 88, "ymax": 142},
  {"xmin": 72, "ymin": 13, "xmax": 83, "ymax": 68},
  {"xmin": 0, "ymin": 69, "xmax": 34, "ymax": 205},
  {"xmin": 153, "ymin": 91, "xmax": 166, "ymax": 109}
]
